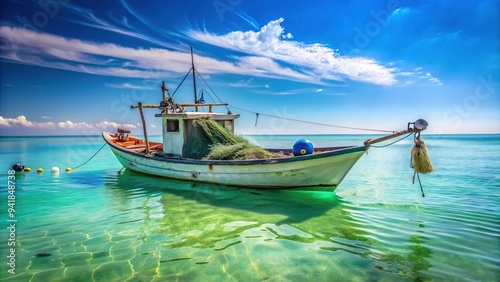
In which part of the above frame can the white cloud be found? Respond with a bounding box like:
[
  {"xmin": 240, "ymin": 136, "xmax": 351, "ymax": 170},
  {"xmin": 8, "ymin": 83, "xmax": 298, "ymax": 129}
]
[
  {"xmin": 229, "ymin": 78, "xmax": 271, "ymax": 89},
  {"xmin": 235, "ymin": 56, "xmax": 312, "ymax": 82},
  {"xmin": 0, "ymin": 25, "xmax": 310, "ymax": 83},
  {"xmin": 0, "ymin": 20, "xmax": 397, "ymax": 86},
  {"xmin": 57, "ymin": 121, "xmax": 93, "ymax": 129},
  {"xmin": 188, "ymin": 18, "xmax": 397, "ymax": 85},
  {"xmin": 0, "ymin": 117, "xmax": 8, "ymax": 127},
  {"xmin": 254, "ymin": 87, "xmax": 330, "ymax": 96},
  {"xmin": 429, "ymin": 77, "xmax": 443, "ymax": 85},
  {"xmin": 95, "ymin": 121, "xmax": 136, "ymax": 130},
  {"xmin": 422, "ymin": 73, "xmax": 443, "ymax": 86},
  {"xmin": 0, "ymin": 26, "xmax": 203, "ymax": 77},
  {"xmin": 0, "ymin": 116, "xmax": 55, "ymax": 128},
  {"xmin": 396, "ymin": 69, "xmax": 443, "ymax": 86},
  {"xmin": 0, "ymin": 116, "xmax": 137, "ymax": 131},
  {"xmin": 105, "ymin": 83, "xmax": 156, "ymax": 90}
]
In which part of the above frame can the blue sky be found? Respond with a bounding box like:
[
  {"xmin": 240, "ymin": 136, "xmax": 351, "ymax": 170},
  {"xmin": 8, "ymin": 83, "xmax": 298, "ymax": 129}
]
[{"xmin": 0, "ymin": 0, "xmax": 498, "ymax": 136}]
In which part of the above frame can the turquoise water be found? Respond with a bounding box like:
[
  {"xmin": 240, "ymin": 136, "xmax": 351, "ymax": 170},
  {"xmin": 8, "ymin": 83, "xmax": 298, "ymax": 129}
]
[{"xmin": 0, "ymin": 134, "xmax": 499, "ymax": 281}]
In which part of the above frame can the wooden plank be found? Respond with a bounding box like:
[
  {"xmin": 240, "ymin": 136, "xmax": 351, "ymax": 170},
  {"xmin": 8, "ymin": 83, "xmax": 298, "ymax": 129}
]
[
  {"xmin": 130, "ymin": 103, "xmax": 227, "ymax": 109},
  {"xmin": 131, "ymin": 104, "xmax": 159, "ymax": 109},
  {"xmin": 178, "ymin": 103, "xmax": 228, "ymax": 107},
  {"xmin": 115, "ymin": 141, "xmax": 136, "ymax": 147},
  {"xmin": 125, "ymin": 144, "xmax": 147, "ymax": 149},
  {"xmin": 138, "ymin": 102, "xmax": 151, "ymax": 154}
]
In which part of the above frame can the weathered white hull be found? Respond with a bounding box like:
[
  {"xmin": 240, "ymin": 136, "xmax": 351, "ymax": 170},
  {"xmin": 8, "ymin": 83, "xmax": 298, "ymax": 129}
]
[{"xmin": 103, "ymin": 132, "xmax": 367, "ymax": 191}]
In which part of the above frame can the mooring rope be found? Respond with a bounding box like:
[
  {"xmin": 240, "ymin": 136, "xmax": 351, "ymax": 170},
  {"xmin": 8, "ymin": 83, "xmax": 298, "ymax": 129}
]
[{"xmin": 71, "ymin": 143, "xmax": 107, "ymax": 170}]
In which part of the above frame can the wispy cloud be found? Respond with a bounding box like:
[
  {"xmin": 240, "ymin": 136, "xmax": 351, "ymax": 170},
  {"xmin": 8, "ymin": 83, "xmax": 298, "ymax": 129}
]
[
  {"xmin": 0, "ymin": 116, "xmax": 136, "ymax": 130},
  {"xmin": 0, "ymin": 25, "xmax": 317, "ymax": 83},
  {"xmin": 105, "ymin": 83, "xmax": 156, "ymax": 90},
  {"xmin": 62, "ymin": 3, "xmax": 183, "ymax": 51},
  {"xmin": 234, "ymin": 9, "xmax": 260, "ymax": 30},
  {"xmin": 0, "ymin": 25, "xmax": 181, "ymax": 77},
  {"xmin": 254, "ymin": 87, "xmax": 333, "ymax": 96},
  {"xmin": 188, "ymin": 18, "xmax": 397, "ymax": 85},
  {"xmin": 397, "ymin": 67, "xmax": 443, "ymax": 86},
  {"xmin": 229, "ymin": 78, "xmax": 269, "ymax": 88},
  {"xmin": 118, "ymin": 0, "xmax": 187, "ymax": 47},
  {"xmin": 1, "ymin": 7, "xmax": 418, "ymax": 89},
  {"xmin": 422, "ymin": 72, "xmax": 443, "ymax": 86}
]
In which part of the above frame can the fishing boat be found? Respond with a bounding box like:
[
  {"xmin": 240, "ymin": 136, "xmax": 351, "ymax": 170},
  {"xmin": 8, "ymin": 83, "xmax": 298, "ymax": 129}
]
[{"xmin": 102, "ymin": 49, "xmax": 430, "ymax": 191}]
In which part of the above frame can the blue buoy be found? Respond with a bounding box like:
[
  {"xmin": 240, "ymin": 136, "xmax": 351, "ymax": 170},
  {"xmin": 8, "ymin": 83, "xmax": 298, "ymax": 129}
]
[
  {"xmin": 12, "ymin": 163, "xmax": 25, "ymax": 172},
  {"xmin": 292, "ymin": 139, "xmax": 314, "ymax": 156}
]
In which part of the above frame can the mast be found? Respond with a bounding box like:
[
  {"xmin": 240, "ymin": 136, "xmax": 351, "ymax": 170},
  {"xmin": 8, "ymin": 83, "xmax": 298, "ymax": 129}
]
[{"xmin": 191, "ymin": 47, "xmax": 198, "ymax": 107}]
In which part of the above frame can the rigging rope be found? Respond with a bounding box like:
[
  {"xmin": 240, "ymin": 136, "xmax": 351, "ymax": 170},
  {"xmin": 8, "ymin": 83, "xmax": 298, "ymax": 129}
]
[
  {"xmin": 191, "ymin": 67, "xmax": 396, "ymax": 133},
  {"xmin": 370, "ymin": 133, "xmax": 413, "ymax": 148},
  {"xmin": 195, "ymin": 69, "xmax": 232, "ymax": 112},
  {"xmin": 171, "ymin": 69, "xmax": 193, "ymax": 98},
  {"xmin": 228, "ymin": 104, "xmax": 395, "ymax": 133}
]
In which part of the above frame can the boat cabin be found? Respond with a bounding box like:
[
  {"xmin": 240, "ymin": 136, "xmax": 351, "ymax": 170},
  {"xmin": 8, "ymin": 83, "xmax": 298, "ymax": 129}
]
[{"xmin": 155, "ymin": 111, "xmax": 240, "ymax": 158}]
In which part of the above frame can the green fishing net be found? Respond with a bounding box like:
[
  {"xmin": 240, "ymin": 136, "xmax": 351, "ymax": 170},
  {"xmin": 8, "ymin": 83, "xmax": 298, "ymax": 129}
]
[{"xmin": 183, "ymin": 118, "xmax": 277, "ymax": 160}]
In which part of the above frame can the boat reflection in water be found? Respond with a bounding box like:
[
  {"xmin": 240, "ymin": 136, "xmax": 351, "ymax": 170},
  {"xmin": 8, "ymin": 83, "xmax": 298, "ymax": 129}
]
[{"xmin": 101, "ymin": 171, "xmax": 432, "ymax": 281}]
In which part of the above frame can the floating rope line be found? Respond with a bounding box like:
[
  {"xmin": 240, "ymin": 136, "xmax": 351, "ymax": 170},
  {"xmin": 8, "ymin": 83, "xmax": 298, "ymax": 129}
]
[{"xmin": 71, "ymin": 143, "xmax": 107, "ymax": 170}]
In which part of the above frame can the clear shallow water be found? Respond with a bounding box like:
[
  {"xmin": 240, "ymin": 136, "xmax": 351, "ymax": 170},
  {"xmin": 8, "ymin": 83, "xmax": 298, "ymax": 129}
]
[{"xmin": 0, "ymin": 134, "xmax": 499, "ymax": 281}]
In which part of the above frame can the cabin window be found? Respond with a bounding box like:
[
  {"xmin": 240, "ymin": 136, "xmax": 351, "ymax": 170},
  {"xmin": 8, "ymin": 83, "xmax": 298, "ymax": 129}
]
[{"xmin": 166, "ymin": 119, "xmax": 179, "ymax": 132}]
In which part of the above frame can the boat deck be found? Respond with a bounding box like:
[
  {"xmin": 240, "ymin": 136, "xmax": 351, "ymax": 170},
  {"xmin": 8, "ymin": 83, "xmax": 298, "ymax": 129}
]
[
  {"xmin": 109, "ymin": 134, "xmax": 163, "ymax": 153},
  {"xmin": 109, "ymin": 133, "xmax": 355, "ymax": 157}
]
